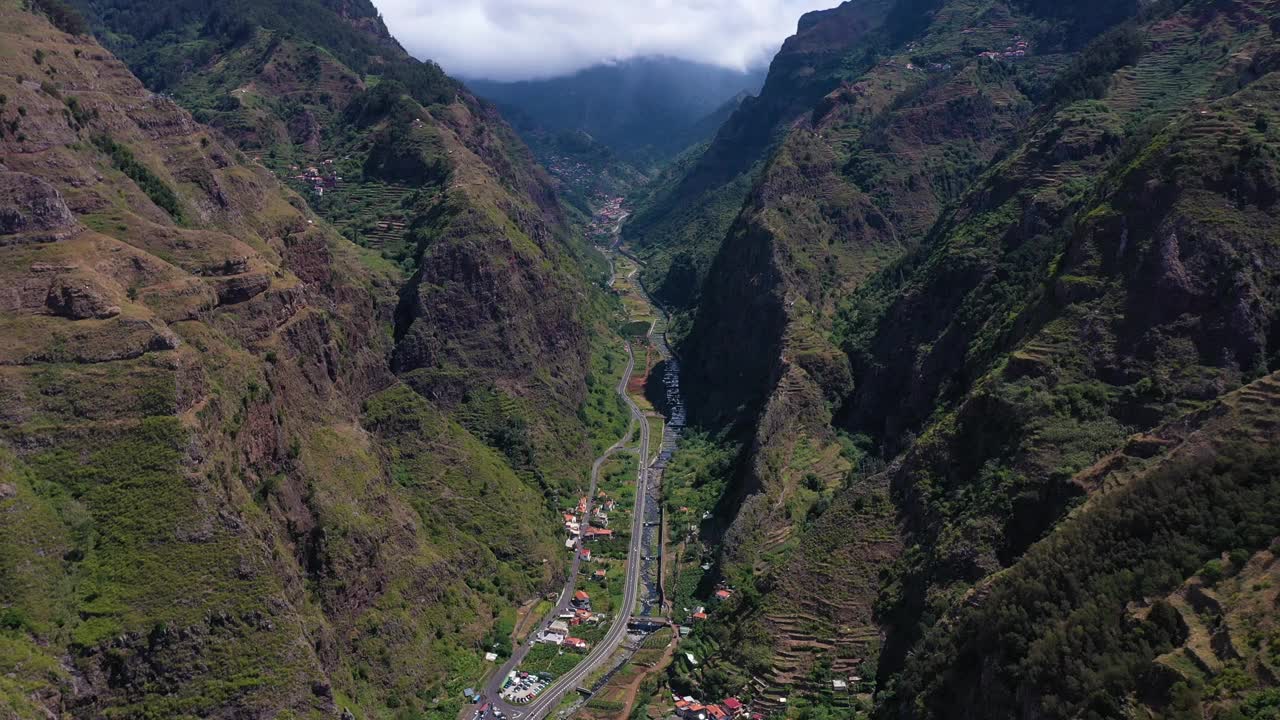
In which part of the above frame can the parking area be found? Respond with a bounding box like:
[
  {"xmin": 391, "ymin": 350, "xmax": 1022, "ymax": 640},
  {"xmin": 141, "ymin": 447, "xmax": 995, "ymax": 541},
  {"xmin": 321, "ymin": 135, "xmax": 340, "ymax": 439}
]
[{"xmin": 499, "ymin": 670, "xmax": 551, "ymax": 704}]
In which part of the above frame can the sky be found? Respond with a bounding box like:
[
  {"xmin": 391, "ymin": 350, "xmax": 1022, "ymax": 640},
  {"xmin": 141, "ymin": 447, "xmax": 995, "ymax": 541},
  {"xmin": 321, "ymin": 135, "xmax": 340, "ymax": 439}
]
[{"xmin": 372, "ymin": 0, "xmax": 840, "ymax": 82}]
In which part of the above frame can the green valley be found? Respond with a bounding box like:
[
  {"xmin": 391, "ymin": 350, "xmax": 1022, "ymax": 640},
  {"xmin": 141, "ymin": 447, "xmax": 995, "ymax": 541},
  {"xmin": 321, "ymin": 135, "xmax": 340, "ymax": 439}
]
[{"xmin": 2, "ymin": 0, "xmax": 1280, "ymax": 719}]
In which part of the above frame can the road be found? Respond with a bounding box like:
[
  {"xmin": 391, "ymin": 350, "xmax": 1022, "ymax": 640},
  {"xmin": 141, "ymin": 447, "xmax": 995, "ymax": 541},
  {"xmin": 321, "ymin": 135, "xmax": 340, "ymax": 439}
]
[{"xmin": 478, "ymin": 335, "xmax": 652, "ymax": 720}]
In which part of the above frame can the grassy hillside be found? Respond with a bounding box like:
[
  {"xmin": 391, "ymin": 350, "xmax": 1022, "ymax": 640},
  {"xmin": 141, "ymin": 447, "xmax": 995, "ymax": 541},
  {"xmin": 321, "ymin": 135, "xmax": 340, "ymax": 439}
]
[
  {"xmin": 0, "ymin": 2, "xmax": 622, "ymax": 718},
  {"xmin": 66, "ymin": 0, "xmax": 625, "ymax": 496},
  {"xmin": 649, "ymin": 0, "xmax": 1280, "ymax": 716}
]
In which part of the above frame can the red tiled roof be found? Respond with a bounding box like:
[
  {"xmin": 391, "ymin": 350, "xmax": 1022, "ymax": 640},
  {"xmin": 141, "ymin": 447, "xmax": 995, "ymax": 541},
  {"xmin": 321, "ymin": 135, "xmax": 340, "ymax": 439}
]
[
  {"xmin": 574, "ymin": 590, "xmax": 589, "ymax": 601},
  {"xmin": 722, "ymin": 698, "xmax": 742, "ymax": 710}
]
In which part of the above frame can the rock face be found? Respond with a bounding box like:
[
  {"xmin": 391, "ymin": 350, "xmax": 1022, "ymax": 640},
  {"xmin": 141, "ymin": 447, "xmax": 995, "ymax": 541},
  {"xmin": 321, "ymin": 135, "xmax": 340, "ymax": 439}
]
[
  {"xmin": 621, "ymin": 0, "xmax": 896, "ymax": 310},
  {"xmin": 0, "ymin": 3, "xmax": 583, "ymax": 719},
  {"xmin": 44, "ymin": 277, "xmax": 120, "ymax": 319},
  {"xmin": 0, "ymin": 171, "xmax": 78, "ymax": 241}
]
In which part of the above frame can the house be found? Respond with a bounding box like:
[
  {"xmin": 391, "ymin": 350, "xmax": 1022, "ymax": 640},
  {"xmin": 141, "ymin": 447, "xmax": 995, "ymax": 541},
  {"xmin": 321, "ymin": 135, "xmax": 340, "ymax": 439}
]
[
  {"xmin": 564, "ymin": 637, "xmax": 588, "ymax": 650},
  {"xmin": 593, "ymin": 568, "xmax": 607, "ymax": 580},
  {"xmin": 714, "ymin": 589, "xmax": 732, "ymax": 601},
  {"xmin": 565, "ymin": 521, "xmax": 580, "ymax": 536},
  {"xmin": 572, "ymin": 590, "xmax": 590, "ymax": 608},
  {"xmin": 549, "ymin": 620, "xmax": 570, "ymax": 635},
  {"xmin": 576, "ymin": 496, "xmax": 588, "ymax": 514},
  {"xmin": 722, "ymin": 698, "xmax": 743, "ymax": 717},
  {"xmin": 707, "ymin": 705, "xmax": 728, "ymax": 720},
  {"xmin": 539, "ymin": 632, "xmax": 565, "ymax": 645},
  {"xmin": 832, "ymin": 679, "xmax": 848, "ymax": 691},
  {"xmin": 563, "ymin": 513, "xmax": 576, "ymax": 524},
  {"xmin": 585, "ymin": 527, "xmax": 613, "ymax": 541},
  {"xmin": 691, "ymin": 611, "xmax": 707, "ymax": 621},
  {"xmin": 580, "ymin": 549, "xmax": 591, "ymax": 561}
]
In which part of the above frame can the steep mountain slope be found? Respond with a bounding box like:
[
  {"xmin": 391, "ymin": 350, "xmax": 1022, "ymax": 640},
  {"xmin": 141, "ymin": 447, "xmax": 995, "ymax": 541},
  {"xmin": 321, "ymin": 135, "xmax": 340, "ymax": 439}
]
[
  {"xmin": 0, "ymin": 2, "xmax": 610, "ymax": 719},
  {"xmin": 69, "ymin": 0, "xmax": 620, "ymax": 496},
  {"xmin": 656, "ymin": 0, "xmax": 1280, "ymax": 716},
  {"xmin": 621, "ymin": 0, "xmax": 895, "ymax": 313}
]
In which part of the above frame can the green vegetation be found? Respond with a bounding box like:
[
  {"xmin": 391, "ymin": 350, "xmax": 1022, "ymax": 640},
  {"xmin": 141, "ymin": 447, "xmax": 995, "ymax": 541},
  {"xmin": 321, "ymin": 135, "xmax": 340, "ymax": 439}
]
[
  {"xmin": 30, "ymin": 0, "xmax": 89, "ymax": 34},
  {"xmin": 91, "ymin": 134, "xmax": 184, "ymax": 221},
  {"xmin": 581, "ymin": 340, "xmax": 631, "ymax": 457},
  {"xmin": 892, "ymin": 444, "xmax": 1280, "ymax": 719},
  {"xmin": 522, "ymin": 643, "xmax": 586, "ymax": 679},
  {"xmin": 74, "ymin": 0, "xmax": 455, "ymax": 103}
]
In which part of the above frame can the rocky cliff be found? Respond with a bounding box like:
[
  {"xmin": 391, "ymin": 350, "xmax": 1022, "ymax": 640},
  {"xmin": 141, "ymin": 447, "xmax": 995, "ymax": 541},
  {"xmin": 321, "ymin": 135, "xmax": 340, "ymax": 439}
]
[
  {"xmin": 68, "ymin": 0, "xmax": 614, "ymax": 494},
  {"xmin": 661, "ymin": 0, "xmax": 1280, "ymax": 716},
  {"xmin": 0, "ymin": 2, "xmax": 601, "ymax": 718}
]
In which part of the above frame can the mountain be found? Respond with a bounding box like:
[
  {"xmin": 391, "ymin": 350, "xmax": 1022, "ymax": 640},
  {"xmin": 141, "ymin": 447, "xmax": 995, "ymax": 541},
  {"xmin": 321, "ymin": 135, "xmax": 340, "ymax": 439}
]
[
  {"xmin": 68, "ymin": 0, "xmax": 624, "ymax": 493},
  {"xmin": 470, "ymin": 57, "xmax": 767, "ymax": 165},
  {"xmin": 622, "ymin": 0, "xmax": 894, "ymax": 316},
  {"xmin": 634, "ymin": 0, "xmax": 1280, "ymax": 717},
  {"xmin": 0, "ymin": 0, "xmax": 627, "ymax": 718}
]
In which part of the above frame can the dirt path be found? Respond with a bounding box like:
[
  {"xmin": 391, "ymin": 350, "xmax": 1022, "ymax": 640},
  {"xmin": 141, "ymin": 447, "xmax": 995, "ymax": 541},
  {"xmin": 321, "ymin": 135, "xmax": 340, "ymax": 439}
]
[{"xmin": 612, "ymin": 641, "xmax": 677, "ymax": 720}]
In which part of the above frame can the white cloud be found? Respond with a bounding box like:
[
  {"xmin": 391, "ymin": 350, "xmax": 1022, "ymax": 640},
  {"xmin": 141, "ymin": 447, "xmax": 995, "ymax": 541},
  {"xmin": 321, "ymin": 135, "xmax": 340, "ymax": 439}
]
[{"xmin": 371, "ymin": 0, "xmax": 840, "ymax": 81}]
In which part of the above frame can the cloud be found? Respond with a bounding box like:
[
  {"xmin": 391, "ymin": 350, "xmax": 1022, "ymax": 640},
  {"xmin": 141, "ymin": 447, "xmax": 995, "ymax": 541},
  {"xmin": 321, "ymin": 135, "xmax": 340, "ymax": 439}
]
[{"xmin": 371, "ymin": 0, "xmax": 840, "ymax": 81}]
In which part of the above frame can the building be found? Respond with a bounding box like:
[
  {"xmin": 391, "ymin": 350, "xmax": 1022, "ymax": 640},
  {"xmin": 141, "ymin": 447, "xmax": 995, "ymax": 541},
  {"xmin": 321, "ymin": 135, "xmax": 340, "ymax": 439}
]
[
  {"xmin": 539, "ymin": 632, "xmax": 565, "ymax": 645},
  {"xmin": 714, "ymin": 589, "xmax": 732, "ymax": 601},
  {"xmin": 564, "ymin": 637, "xmax": 588, "ymax": 650},
  {"xmin": 580, "ymin": 549, "xmax": 591, "ymax": 561},
  {"xmin": 593, "ymin": 568, "xmax": 607, "ymax": 580},
  {"xmin": 572, "ymin": 590, "xmax": 590, "ymax": 608},
  {"xmin": 691, "ymin": 611, "xmax": 707, "ymax": 621},
  {"xmin": 585, "ymin": 527, "xmax": 613, "ymax": 541},
  {"xmin": 680, "ymin": 702, "xmax": 706, "ymax": 720},
  {"xmin": 549, "ymin": 620, "xmax": 570, "ymax": 635},
  {"xmin": 707, "ymin": 705, "xmax": 728, "ymax": 720},
  {"xmin": 722, "ymin": 698, "xmax": 744, "ymax": 717}
]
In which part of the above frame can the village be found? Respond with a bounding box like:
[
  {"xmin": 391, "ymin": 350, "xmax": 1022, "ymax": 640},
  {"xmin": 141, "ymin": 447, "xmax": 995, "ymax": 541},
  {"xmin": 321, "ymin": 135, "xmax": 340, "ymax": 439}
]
[
  {"xmin": 977, "ymin": 34, "xmax": 1031, "ymax": 61},
  {"xmin": 587, "ymin": 194, "xmax": 626, "ymax": 242},
  {"xmin": 471, "ymin": 196, "xmax": 768, "ymax": 720},
  {"xmin": 287, "ymin": 158, "xmax": 343, "ymax": 197}
]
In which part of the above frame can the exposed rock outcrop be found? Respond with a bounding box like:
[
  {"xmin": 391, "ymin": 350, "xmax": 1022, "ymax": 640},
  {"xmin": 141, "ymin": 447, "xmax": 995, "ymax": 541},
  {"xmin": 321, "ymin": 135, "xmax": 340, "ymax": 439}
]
[{"xmin": 0, "ymin": 171, "xmax": 78, "ymax": 242}]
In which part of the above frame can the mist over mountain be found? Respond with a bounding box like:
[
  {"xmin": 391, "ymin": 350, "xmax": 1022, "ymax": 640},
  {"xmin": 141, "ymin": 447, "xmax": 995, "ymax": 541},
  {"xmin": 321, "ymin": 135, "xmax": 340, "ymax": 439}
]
[{"xmin": 470, "ymin": 56, "xmax": 767, "ymax": 162}]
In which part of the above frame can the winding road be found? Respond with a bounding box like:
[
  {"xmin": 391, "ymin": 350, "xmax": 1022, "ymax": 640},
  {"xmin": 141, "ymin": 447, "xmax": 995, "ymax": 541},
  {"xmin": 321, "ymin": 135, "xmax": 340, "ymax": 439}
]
[{"xmin": 478, "ymin": 261, "xmax": 653, "ymax": 720}]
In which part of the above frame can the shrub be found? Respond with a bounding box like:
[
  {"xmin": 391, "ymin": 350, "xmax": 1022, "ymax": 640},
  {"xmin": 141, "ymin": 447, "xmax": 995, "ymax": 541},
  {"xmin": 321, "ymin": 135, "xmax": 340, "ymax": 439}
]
[
  {"xmin": 1201, "ymin": 559, "xmax": 1225, "ymax": 585},
  {"xmin": 31, "ymin": 0, "xmax": 89, "ymax": 35},
  {"xmin": 90, "ymin": 134, "xmax": 184, "ymax": 222}
]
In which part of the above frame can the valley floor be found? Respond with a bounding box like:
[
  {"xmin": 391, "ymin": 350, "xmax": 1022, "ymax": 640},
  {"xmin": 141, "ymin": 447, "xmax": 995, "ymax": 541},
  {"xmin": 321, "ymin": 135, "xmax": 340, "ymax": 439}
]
[{"xmin": 467, "ymin": 200, "xmax": 680, "ymax": 720}]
